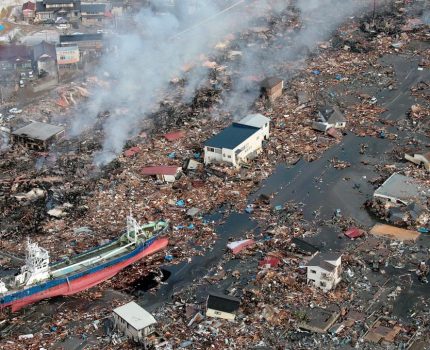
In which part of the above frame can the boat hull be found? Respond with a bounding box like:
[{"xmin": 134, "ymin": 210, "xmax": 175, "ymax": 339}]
[{"xmin": 2, "ymin": 238, "xmax": 168, "ymax": 312}]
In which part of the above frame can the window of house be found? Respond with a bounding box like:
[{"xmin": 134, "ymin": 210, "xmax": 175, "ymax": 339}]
[
  {"xmin": 320, "ymin": 281, "xmax": 326, "ymax": 287},
  {"xmin": 321, "ymin": 272, "xmax": 328, "ymax": 279},
  {"xmin": 310, "ymin": 269, "xmax": 316, "ymax": 274},
  {"xmin": 207, "ymin": 147, "xmax": 214, "ymax": 152},
  {"xmin": 227, "ymin": 155, "xmax": 231, "ymax": 158},
  {"xmin": 214, "ymin": 148, "xmax": 222, "ymax": 154}
]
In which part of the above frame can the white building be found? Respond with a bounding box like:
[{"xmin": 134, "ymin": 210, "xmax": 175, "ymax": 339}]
[
  {"xmin": 113, "ymin": 302, "xmax": 156, "ymax": 343},
  {"xmin": 306, "ymin": 252, "xmax": 342, "ymax": 292},
  {"xmin": 204, "ymin": 114, "xmax": 270, "ymax": 167}
]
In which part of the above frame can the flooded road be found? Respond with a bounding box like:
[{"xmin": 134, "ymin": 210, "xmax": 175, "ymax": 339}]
[{"xmin": 136, "ymin": 51, "xmax": 430, "ymax": 318}]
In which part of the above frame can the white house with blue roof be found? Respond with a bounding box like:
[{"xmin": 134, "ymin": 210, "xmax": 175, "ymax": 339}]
[{"xmin": 204, "ymin": 114, "xmax": 270, "ymax": 167}]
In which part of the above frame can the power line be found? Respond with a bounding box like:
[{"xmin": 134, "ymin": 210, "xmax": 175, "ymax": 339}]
[{"xmin": 170, "ymin": 0, "xmax": 245, "ymax": 40}]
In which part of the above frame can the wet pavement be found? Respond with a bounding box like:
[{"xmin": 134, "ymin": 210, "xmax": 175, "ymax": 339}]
[{"xmin": 133, "ymin": 51, "xmax": 430, "ymax": 319}]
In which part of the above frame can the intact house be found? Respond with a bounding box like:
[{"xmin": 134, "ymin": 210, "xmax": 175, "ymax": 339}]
[
  {"xmin": 204, "ymin": 114, "xmax": 270, "ymax": 167},
  {"xmin": 80, "ymin": 3, "xmax": 111, "ymax": 26},
  {"xmin": 113, "ymin": 301, "xmax": 156, "ymax": 343},
  {"xmin": 306, "ymin": 252, "xmax": 342, "ymax": 292},
  {"xmin": 312, "ymin": 106, "xmax": 346, "ymax": 132},
  {"xmin": 141, "ymin": 166, "xmax": 182, "ymax": 183},
  {"xmin": 35, "ymin": 0, "xmax": 81, "ymax": 23},
  {"xmin": 11, "ymin": 122, "xmax": 65, "ymax": 150},
  {"xmin": 405, "ymin": 151, "xmax": 430, "ymax": 171},
  {"xmin": 260, "ymin": 77, "xmax": 284, "ymax": 101},
  {"xmin": 33, "ymin": 41, "xmax": 57, "ymax": 78},
  {"xmin": 22, "ymin": 1, "xmax": 36, "ymax": 22},
  {"xmin": 373, "ymin": 173, "xmax": 429, "ymax": 205},
  {"xmin": 59, "ymin": 33, "xmax": 103, "ymax": 58},
  {"xmin": 206, "ymin": 292, "xmax": 240, "ymax": 320}
]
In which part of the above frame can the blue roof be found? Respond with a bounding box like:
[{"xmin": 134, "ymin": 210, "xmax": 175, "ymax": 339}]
[{"xmin": 204, "ymin": 123, "xmax": 259, "ymax": 149}]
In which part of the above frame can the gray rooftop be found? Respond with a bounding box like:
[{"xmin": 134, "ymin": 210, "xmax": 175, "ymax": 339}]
[
  {"xmin": 113, "ymin": 301, "xmax": 156, "ymax": 330},
  {"xmin": 237, "ymin": 114, "xmax": 270, "ymax": 129},
  {"xmin": 306, "ymin": 252, "xmax": 342, "ymax": 272},
  {"xmin": 12, "ymin": 122, "xmax": 64, "ymax": 141},
  {"xmin": 374, "ymin": 173, "xmax": 429, "ymax": 204}
]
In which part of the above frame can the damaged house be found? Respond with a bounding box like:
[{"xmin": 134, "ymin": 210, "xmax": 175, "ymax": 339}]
[
  {"xmin": 113, "ymin": 301, "xmax": 157, "ymax": 343},
  {"xmin": 141, "ymin": 166, "xmax": 182, "ymax": 183},
  {"xmin": 204, "ymin": 114, "xmax": 270, "ymax": 167},
  {"xmin": 373, "ymin": 173, "xmax": 428, "ymax": 205},
  {"xmin": 405, "ymin": 151, "xmax": 430, "ymax": 171},
  {"xmin": 261, "ymin": 77, "xmax": 284, "ymax": 101},
  {"xmin": 11, "ymin": 121, "xmax": 65, "ymax": 150},
  {"xmin": 306, "ymin": 252, "xmax": 342, "ymax": 292},
  {"xmin": 312, "ymin": 106, "xmax": 346, "ymax": 132},
  {"xmin": 32, "ymin": 41, "xmax": 57, "ymax": 77}
]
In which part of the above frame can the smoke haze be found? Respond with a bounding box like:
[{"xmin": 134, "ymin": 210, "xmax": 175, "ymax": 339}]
[{"xmin": 70, "ymin": 0, "xmax": 369, "ymax": 165}]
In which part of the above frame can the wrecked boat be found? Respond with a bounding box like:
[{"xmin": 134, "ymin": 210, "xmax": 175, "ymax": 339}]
[{"xmin": 0, "ymin": 215, "xmax": 169, "ymax": 311}]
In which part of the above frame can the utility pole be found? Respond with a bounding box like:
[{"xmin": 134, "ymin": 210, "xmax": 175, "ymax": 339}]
[{"xmin": 372, "ymin": 0, "xmax": 376, "ymax": 25}]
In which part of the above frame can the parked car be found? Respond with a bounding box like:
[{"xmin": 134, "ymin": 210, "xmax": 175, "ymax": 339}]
[{"xmin": 19, "ymin": 80, "xmax": 24, "ymax": 88}]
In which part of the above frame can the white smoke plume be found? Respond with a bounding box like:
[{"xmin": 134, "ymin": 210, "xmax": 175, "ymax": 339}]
[{"xmin": 70, "ymin": 0, "xmax": 370, "ymax": 165}]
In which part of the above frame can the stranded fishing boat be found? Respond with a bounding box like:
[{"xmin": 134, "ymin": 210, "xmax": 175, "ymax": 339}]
[{"xmin": 0, "ymin": 215, "xmax": 169, "ymax": 311}]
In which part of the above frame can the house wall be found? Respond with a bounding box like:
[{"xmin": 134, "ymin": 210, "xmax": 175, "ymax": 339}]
[
  {"xmin": 204, "ymin": 146, "xmax": 223, "ymax": 165},
  {"xmin": 113, "ymin": 314, "xmax": 141, "ymax": 342},
  {"xmin": 266, "ymin": 82, "xmax": 283, "ymax": 101},
  {"xmin": 161, "ymin": 174, "xmax": 176, "ymax": 183},
  {"xmin": 206, "ymin": 308, "xmax": 236, "ymax": 320},
  {"xmin": 334, "ymin": 121, "xmax": 346, "ymax": 128}
]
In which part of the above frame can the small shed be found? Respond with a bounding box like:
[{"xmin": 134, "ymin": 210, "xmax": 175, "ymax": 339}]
[
  {"xmin": 206, "ymin": 293, "xmax": 240, "ymax": 320},
  {"xmin": 261, "ymin": 77, "xmax": 284, "ymax": 101},
  {"xmin": 141, "ymin": 166, "xmax": 182, "ymax": 183},
  {"xmin": 11, "ymin": 122, "xmax": 65, "ymax": 150},
  {"xmin": 113, "ymin": 301, "xmax": 156, "ymax": 343}
]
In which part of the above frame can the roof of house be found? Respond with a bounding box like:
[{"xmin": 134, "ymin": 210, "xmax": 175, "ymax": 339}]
[
  {"xmin": 207, "ymin": 293, "xmax": 240, "ymax": 313},
  {"xmin": 261, "ymin": 77, "xmax": 283, "ymax": 89},
  {"xmin": 306, "ymin": 252, "xmax": 342, "ymax": 272},
  {"xmin": 317, "ymin": 106, "xmax": 346, "ymax": 124},
  {"xmin": 291, "ymin": 237, "xmax": 319, "ymax": 254},
  {"xmin": 81, "ymin": 3, "xmax": 107, "ymax": 13},
  {"xmin": 141, "ymin": 165, "xmax": 181, "ymax": 176},
  {"xmin": 204, "ymin": 123, "xmax": 259, "ymax": 150},
  {"xmin": 113, "ymin": 302, "xmax": 156, "ymax": 330},
  {"xmin": 374, "ymin": 173, "xmax": 428, "ymax": 204},
  {"xmin": 60, "ymin": 33, "xmax": 103, "ymax": 43},
  {"xmin": 33, "ymin": 41, "xmax": 56, "ymax": 61},
  {"xmin": 23, "ymin": 1, "xmax": 36, "ymax": 10},
  {"xmin": 164, "ymin": 130, "xmax": 186, "ymax": 141},
  {"xmin": 0, "ymin": 45, "xmax": 32, "ymax": 61},
  {"xmin": 237, "ymin": 114, "xmax": 270, "ymax": 129},
  {"xmin": 12, "ymin": 122, "xmax": 64, "ymax": 141}
]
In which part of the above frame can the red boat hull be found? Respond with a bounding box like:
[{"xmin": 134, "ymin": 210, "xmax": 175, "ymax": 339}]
[{"xmin": 4, "ymin": 238, "xmax": 168, "ymax": 312}]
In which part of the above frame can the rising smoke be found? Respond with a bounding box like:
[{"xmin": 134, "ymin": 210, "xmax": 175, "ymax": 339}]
[{"xmin": 70, "ymin": 0, "xmax": 369, "ymax": 165}]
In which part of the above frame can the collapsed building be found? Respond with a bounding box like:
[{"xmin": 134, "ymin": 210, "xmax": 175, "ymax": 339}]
[{"xmin": 11, "ymin": 122, "xmax": 65, "ymax": 150}]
